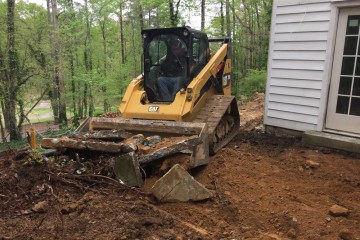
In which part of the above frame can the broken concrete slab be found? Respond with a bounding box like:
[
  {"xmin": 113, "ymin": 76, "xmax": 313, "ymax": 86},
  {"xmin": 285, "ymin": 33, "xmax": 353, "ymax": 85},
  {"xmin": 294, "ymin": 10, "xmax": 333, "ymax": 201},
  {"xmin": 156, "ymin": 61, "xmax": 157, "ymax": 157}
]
[
  {"xmin": 303, "ymin": 130, "xmax": 360, "ymax": 154},
  {"xmin": 151, "ymin": 164, "xmax": 213, "ymax": 202},
  {"xmin": 68, "ymin": 130, "xmax": 134, "ymax": 140},
  {"xmin": 113, "ymin": 152, "xmax": 143, "ymax": 187},
  {"xmin": 139, "ymin": 136, "xmax": 202, "ymax": 165}
]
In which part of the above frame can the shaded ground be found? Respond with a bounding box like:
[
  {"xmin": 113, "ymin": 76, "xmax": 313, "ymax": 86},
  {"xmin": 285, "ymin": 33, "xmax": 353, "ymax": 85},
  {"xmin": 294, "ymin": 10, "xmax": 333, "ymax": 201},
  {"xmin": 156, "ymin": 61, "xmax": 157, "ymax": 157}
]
[{"xmin": 1, "ymin": 93, "xmax": 360, "ymax": 240}]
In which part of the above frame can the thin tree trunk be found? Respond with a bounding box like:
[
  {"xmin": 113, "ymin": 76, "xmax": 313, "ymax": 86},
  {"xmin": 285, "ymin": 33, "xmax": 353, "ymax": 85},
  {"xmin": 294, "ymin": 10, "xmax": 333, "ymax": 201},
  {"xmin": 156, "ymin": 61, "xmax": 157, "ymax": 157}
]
[
  {"xmin": 69, "ymin": 0, "xmax": 77, "ymax": 115},
  {"xmin": 255, "ymin": 3, "xmax": 261, "ymax": 70},
  {"xmin": 220, "ymin": 0, "xmax": 224, "ymax": 35},
  {"xmin": 138, "ymin": 1, "xmax": 144, "ymax": 31},
  {"xmin": 70, "ymin": 53, "xmax": 76, "ymax": 114},
  {"xmin": 6, "ymin": 0, "xmax": 21, "ymax": 140},
  {"xmin": 47, "ymin": 0, "xmax": 59, "ymax": 123},
  {"xmin": 169, "ymin": 0, "xmax": 180, "ymax": 26},
  {"xmin": 0, "ymin": 119, "xmax": 5, "ymax": 142},
  {"xmin": 51, "ymin": 0, "xmax": 67, "ymax": 127},
  {"xmin": 0, "ymin": 101, "xmax": 6, "ymax": 142},
  {"xmin": 131, "ymin": 21, "xmax": 137, "ymax": 77},
  {"xmin": 119, "ymin": 1, "xmax": 125, "ymax": 97},
  {"xmin": 119, "ymin": 1, "xmax": 125, "ymax": 65},
  {"xmin": 225, "ymin": 0, "xmax": 231, "ymax": 37},
  {"xmin": 156, "ymin": 7, "xmax": 159, "ymax": 28},
  {"xmin": 100, "ymin": 20, "xmax": 109, "ymax": 113},
  {"xmin": 82, "ymin": 80, "xmax": 87, "ymax": 118},
  {"xmin": 0, "ymin": 46, "xmax": 10, "ymax": 130},
  {"xmin": 201, "ymin": 0, "xmax": 205, "ymax": 30},
  {"xmin": 242, "ymin": 0, "xmax": 255, "ymax": 69},
  {"xmin": 231, "ymin": 0, "xmax": 238, "ymax": 97},
  {"xmin": 84, "ymin": 0, "xmax": 93, "ymax": 117},
  {"xmin": 89, "ymin": 87, "xmax": 94, "ymax": 116},
  {"xmin": 250, "ymin": 10, "xmax": 255, "ymax": 69}
]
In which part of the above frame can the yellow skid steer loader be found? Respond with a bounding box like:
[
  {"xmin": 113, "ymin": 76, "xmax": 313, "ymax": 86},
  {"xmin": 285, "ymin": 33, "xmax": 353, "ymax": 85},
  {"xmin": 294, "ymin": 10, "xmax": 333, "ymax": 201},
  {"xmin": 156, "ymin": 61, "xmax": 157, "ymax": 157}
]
[{"xmin": 41, "ymin": 26, "xmax": 240, "ymax": 186}]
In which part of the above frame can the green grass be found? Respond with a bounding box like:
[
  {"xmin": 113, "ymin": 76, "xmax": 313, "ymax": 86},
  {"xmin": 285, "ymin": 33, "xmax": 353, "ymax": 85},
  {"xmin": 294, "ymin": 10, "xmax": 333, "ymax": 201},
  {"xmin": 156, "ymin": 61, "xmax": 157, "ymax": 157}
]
[
  {"xmin": 27, "ymin": 108, "xmax": 54, "ymax": 123},
  {"xmin": 29, "ymin": 108, "xmax": 51, "ymax": 115},
  {"xmin": 0, "ymin": 139, "xmax": 30, "ymax": 152}
]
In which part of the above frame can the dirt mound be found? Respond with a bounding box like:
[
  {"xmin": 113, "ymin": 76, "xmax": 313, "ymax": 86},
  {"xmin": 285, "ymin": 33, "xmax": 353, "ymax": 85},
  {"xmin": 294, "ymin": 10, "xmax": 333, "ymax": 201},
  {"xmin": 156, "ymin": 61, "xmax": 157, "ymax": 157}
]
[
  {"xmin": 1, "ymin": 94, "xmax": 360, "ymax": 239},
  {"xmin": 239, "ymin": 92, "xmax": 265, "ymax": 131}
]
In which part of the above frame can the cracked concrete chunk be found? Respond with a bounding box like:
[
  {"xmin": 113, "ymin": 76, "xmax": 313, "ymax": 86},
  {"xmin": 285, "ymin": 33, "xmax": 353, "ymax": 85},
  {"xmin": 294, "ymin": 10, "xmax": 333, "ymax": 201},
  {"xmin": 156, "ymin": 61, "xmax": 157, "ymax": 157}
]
[
  {"xmin": 113, "ymin": 152, "xmax": 143, "ymax": 187},
  {"xmin": 151, "ymin": 164, "xmax": 213, "ymax": 202}
]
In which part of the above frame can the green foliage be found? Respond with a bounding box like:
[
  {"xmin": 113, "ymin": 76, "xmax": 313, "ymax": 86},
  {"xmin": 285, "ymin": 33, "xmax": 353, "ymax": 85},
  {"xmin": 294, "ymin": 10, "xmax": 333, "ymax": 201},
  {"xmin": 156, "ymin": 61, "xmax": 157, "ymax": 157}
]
[
  {"xmin": 239, "ymin": 69, "xmax": 267, "ymax": 98},
  {"xmin": 24, "ymin": 149, "xmax": 44, "ymax": 165},
  {"xmin": 0, "ymin": 140, "xmax": 29, "ymax": 152},
  {"xmin": 0, "ymin": 0, "xmax": 273, "ymax": 143}
]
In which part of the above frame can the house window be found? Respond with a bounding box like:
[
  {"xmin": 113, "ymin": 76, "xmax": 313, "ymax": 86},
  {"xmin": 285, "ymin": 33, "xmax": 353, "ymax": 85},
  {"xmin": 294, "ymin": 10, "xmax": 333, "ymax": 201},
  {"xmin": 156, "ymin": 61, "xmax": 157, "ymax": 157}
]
[{"xmin": 337, "ymin": 15, "xmax": 360, "ymax": 116}]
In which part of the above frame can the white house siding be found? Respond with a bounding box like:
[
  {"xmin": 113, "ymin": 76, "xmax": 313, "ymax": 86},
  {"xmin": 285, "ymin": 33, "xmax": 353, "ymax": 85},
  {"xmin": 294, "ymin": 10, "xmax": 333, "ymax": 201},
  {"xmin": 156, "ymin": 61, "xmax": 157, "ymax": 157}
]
[{"xmin": 265, "ymin": 0, "xmax": 332, "ymax": 131}]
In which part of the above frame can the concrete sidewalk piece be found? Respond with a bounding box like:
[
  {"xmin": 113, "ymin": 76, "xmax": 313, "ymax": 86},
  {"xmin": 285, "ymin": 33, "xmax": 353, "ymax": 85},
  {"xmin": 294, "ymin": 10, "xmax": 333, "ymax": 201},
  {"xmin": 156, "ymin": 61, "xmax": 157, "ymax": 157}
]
[
  {"xmin": 151, "ymin": 164, "xmax": 213, "ymax": 202},
  {"xmin": 303, "ymin": 131, "xmax": 360, "ymax": 154}
]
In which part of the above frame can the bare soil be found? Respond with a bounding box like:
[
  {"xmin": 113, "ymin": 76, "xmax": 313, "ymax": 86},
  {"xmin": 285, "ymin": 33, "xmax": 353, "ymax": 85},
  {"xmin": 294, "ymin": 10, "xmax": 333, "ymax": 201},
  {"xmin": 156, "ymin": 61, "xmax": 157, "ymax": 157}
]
[{"xmin": 1, "ymin": 93, "xmax": 360, "ymax": 240}]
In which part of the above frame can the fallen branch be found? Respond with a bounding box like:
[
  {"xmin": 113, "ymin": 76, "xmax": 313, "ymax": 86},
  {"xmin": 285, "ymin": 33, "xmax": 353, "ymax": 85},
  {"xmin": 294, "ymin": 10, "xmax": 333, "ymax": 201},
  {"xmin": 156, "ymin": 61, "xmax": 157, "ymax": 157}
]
[
  {"xmin": 47, "ymin": 173, "xmax": 87, "ymax": 192},
  {"xmin": 41, "ymin": 137, "xmax": 138, "ymax": 153},
  {"xmin": 55, "ymin": 172, "xmax": 149, "ymax": 195}
]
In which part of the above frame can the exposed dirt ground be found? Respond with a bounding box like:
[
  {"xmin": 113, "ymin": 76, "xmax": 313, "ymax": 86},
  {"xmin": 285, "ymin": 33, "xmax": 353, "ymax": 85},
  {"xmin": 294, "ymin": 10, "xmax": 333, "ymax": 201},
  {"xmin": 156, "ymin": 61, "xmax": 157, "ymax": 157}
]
[{"xmin": 1, "ymin": 93, "xmax": 360, "ymax": 240}]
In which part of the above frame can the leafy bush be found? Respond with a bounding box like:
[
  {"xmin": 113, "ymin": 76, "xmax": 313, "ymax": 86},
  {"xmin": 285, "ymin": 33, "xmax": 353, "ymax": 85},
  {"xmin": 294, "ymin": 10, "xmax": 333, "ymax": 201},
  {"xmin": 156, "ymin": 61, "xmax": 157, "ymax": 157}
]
[{"xmin": 239, "ymin": 69, "xmax": 267, "ymax": 98}]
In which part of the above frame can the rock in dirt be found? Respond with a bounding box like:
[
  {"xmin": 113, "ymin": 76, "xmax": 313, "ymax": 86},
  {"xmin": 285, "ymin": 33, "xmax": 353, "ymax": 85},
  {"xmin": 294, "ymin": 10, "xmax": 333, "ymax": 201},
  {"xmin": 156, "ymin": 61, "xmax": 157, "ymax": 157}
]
[
  {"xmin": 151, "ymin": 164, "xmax": 213, "ymax": 202},
  {"xmin": 0, "ymin": 235, "xmax": 12, "ymax": 240},
  {"xmin": 287, "ymin": 228, "xmax": 297, "ymax": 238},
  {"xmin": 61, "ymin": 203, "xmax": 78, "ymax": 214},
  {"xmin": 61, "ymin": 192, "xmax": 95, "ymax": 214},
  {"xmin": 20, "ymin": 209, "xmax": 32, "ymax": 215},
  {"xmin": 305, "ymin": 160, "xmax": 320, "ymax": 169},
  {"xmin": 339, "ymin": 229, "xmax": 354, "ymax": 240},
  {"xmin": 263, "ymin": 233, "xmax": 283, "ymax": 240},
  {"xmin": 140, "ymin": 216, "xmax": 163, "ymax": 226},
  {"xmin": 32, "ymin": 200, "xmax": 49, "ymax": 213},
  {"xmin": 329, "ymin": 204, "xmax": 349, "ymax": 217}
]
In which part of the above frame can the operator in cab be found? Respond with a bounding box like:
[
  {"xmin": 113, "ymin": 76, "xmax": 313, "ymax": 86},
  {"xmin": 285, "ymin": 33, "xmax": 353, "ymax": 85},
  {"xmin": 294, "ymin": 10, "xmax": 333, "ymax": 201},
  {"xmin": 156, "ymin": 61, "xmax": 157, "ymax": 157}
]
[{"xmin": 156, "ymin": 37, "xmax": 188, "ymax": 102}]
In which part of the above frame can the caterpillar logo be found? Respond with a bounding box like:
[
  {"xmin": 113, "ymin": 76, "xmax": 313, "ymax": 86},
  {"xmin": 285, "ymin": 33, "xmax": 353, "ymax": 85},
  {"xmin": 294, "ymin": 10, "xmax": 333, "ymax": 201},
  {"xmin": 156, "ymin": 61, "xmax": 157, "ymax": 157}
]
[{"xmin": 148, "ymin": 106, "xmax": 159, "ymax": 112}]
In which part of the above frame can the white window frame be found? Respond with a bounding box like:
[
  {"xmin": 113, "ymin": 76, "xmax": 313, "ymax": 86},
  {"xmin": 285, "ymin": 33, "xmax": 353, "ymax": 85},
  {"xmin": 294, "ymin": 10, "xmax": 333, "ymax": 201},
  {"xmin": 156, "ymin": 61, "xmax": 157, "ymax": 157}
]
[{"xmin": 320, "ymin": 1, "xmax": 360, "ymax": 134}]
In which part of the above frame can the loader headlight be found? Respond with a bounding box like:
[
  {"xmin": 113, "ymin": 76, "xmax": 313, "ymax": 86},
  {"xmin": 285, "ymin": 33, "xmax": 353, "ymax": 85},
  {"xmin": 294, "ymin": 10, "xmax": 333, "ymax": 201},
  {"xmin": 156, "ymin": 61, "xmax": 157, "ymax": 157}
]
[
  {"xmin": 183, "ymin": 30, "xmax": 189, "ymax": 36},
  {"xmin": 142, "ymin": 33, "xmax": 147, "ymax": 39}
]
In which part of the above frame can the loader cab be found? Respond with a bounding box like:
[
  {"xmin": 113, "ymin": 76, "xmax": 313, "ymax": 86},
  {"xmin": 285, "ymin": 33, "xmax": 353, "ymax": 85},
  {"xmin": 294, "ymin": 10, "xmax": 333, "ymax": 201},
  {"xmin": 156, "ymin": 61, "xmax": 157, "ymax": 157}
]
[{"xmin": 142, "ymin": 26, "xmax": 210, "ymax": 103}]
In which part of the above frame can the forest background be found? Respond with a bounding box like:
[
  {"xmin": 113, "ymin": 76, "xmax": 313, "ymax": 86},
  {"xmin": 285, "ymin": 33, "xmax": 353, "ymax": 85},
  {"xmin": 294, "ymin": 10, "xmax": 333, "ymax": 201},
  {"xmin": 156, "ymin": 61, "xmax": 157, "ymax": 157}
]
[{"xmin": 0, "ymin": 0, "xmax": 272, "ymax": 141}]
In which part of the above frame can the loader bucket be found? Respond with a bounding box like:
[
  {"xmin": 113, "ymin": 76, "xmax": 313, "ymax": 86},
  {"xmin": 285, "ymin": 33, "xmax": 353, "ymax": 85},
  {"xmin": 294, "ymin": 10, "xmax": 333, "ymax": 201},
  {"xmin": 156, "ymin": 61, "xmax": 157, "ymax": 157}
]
[
  {"xmin": 41, "ymin": 117, "xmax": 209, "ymax": 187},
  {"xmin": 85, "ymin": 117, "xmax": 209, "ymax": 167}
]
